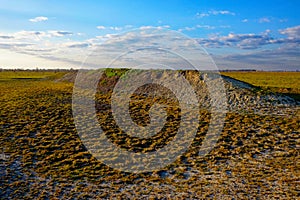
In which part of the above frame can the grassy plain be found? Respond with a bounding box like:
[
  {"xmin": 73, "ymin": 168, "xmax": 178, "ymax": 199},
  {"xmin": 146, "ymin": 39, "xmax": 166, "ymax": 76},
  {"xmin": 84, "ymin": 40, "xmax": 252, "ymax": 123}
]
[
  {"xmin": 0, "ymin": 70, "xmax": 68, "ymax": 81},
  {"xmin": 0, "ymin": 70, "xmax": 299, "ymax": 199},
  {"xmin": 221, "ymin": 71, "xmax": 300, "ymax": 101}
]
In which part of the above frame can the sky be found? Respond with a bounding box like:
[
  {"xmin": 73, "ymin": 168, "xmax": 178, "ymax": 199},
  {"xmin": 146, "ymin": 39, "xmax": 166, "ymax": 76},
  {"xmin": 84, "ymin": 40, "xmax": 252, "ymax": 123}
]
[{"xmin": 0, "ymin": 0, "xmax": 299, "ymax": 70}]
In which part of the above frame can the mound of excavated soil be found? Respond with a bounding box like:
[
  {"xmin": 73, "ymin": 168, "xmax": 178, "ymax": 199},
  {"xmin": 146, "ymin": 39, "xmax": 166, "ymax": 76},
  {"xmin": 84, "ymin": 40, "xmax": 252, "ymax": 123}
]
[
  {"xmin": 58, "ymin": 70, "xmax": 299, "ymax": 116},
  {"xmin": 55, "ymin": 71, "xmax": 77, "ymax": 83}
]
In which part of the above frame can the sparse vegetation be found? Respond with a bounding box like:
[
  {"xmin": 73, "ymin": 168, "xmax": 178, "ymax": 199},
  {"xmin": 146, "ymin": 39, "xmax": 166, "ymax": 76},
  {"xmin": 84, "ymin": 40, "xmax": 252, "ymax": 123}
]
[
  {"xmin": 0, "ymin": 69, "xmax": 299, "ymax": 199},
  {"xmin": 0, "ymin": 70, "xmax": 69, "ymax": 81}
]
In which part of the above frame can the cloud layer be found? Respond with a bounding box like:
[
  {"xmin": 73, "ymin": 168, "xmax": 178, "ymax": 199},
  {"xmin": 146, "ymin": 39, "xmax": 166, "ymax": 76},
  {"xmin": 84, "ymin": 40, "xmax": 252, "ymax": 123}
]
[
  {"xmin": 29, "ymin": 16, "xmax": 48, "ymax": 23},
  {"xmin": 197, "ymin": 26, "xmax": 300, "ymax": 50},
  {"xmin": 196, "ymin": 10, "xmax": 235, "ymax": 18},
  {"xmin": 0, "ymin": 25, "xmax": 299, "ymax": 70}
]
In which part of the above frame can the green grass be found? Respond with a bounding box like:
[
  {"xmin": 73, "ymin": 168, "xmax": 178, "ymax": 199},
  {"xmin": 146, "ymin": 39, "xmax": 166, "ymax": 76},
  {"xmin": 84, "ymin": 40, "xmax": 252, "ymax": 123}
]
[{"xmin": 104, "ymin": 68, "xmax": 127, "ymax": 78}]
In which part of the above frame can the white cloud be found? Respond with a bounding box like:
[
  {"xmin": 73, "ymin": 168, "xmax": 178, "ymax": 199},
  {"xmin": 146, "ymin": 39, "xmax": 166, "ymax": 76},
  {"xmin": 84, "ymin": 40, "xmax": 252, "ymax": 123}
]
[
  {"xmin": 197, "ymin": 25, "xmax": 215, "ymax": 29},
  {"xmin": 197, "ymin": 31, "xmax": 277, "ymax": 49},
  {"xmin": 178, "ymin": 25, "xmax": 216, "ymax": 32},
  {"xmin": 0, "ymin": 49, "xmax": 81, "ymax": 69},
  {"xmin": 279, "ymin": 18, "xmax": 288, "ymax": 23},
  {"xmin": 85, "ymin": 28, "xmax": 218, "ymax": 70},
  {"xmin": 196, "ymin": 10, "xmax": 235, "ymax": 18},
  {"xmin": 48, "ymin": 31, "xmax": 73, "ymax": 37},
  {"xmin": 259, "ymin": 17, "xmax": 271, "ymax": 23},
  {"xmin": 8, "ymin": 30, "xmax": 71, "ymax": 40},
  {"xmin": 13, "ymin": 31, "xmax": 48, "ymax": 41},
  {"xmin": 279, "ymin": 25, "xmax": 300, "ymax": 39},
  {"xmin": 1, "ymin": 26, "xmax": 299, "ymax": 70},
  {"xmin": 0, "ymin": 30, "xmax": 73, "ymax": 41},
  {"xmin": 213, "ymin": 46, "xmax": 300, "ymax": 71},
  {"xmin": 196, "ymin": 13, "xmax": 209, "ymax": 18},
  {"xmin": 211, "ymin": 10, "xmax": 235, "ymax": 15},
  {"xmin": 0, "ymin": 35, "xmax": 14, "ymax": 39},
  {"xmin": 97, "ymin": 25, "xmax": 136, "ymax": 31},
  {"xmin": 139, "ymin": 26, "xmax": 154, "ymax": 30},
  {"xmin": 109, "ymin": 26, "xmax": 122, "ymax": 31},
  {"xmin": 62, "ymin": 42, "xmax": 90, "ymax": 48},
  {"xmin": 139, "ymin": 25, "xmax": 170, "ymax": 30},
  {"xmin": 242, "ymin": 19, "xmax": 248, "ymax": 23},
  {"xmin": 197, "ymin": 25, "xmax": 300, "ymax": 50},
  {"xmin": 0, "ymin": 30, "xmax": 77, "ymax": 61},
  {"xmin": 198, "ymin": 26, "xmax": 300, "ymax": 70},
  {"xmin": 97, "ymin": 26, "xmax": 106, "ymax": 30},
  {"xmin": 124, "ymin": 25, "xmax": 134, "ymax": 29},
  {"xmin": 0, "ymin": 30, "xmax": 91, "ymax": 69},
  {"xmin": 29, "ymin": 16, "xmax": 48, "ymax": 22}
]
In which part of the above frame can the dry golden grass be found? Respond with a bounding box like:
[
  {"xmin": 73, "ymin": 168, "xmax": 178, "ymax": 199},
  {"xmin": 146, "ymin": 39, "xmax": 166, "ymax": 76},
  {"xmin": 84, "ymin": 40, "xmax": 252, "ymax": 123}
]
[
  {"xmin": 0, "ymin": 70, "xmax": 299, "ymax": 199},
  {"xmin": 221, "ymin": 71, "xmax": 300, "ymax": 101}
]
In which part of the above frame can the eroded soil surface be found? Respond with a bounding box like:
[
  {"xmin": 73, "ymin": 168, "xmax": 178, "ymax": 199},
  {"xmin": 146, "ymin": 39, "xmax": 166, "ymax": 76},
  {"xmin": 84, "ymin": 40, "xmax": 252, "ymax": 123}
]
[{"xmin": 1, "ymin": 70, "xmax": 299, "ymax": 199}]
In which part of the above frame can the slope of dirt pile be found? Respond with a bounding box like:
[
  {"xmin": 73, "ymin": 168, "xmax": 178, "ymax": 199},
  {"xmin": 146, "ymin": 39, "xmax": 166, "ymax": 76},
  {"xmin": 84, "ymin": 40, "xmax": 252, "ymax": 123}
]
[{"xmin": 58, "ymin": 69, "xmax": 299, "ymax": 116}]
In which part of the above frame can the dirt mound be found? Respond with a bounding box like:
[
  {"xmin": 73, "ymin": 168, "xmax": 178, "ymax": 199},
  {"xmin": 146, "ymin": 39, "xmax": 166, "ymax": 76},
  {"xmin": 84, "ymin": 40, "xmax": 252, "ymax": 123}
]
[
  {"xmin": 59, "ymin": 69, "xmax": 299, "ymax": 116},
  {"xmin": 55, "ymin": 70, "xmax": 77, "ymax": 83}
]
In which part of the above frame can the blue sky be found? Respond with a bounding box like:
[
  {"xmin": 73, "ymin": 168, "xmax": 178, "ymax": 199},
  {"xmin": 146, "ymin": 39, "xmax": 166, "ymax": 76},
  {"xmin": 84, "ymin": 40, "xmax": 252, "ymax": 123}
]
[{"xmin": 0, "ymin": 0, "xmax": 299, "ymax": 70}]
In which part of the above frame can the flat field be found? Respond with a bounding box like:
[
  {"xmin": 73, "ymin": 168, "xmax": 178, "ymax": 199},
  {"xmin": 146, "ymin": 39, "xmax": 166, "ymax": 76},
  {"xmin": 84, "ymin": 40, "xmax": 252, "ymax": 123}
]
[
  {"xmin": 221, "ymin": 71, "xmax": 300, "ymax": 101},
  {"xmin": 0, "ymin": 70, "xmax": 299, "ymax": 199}
]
